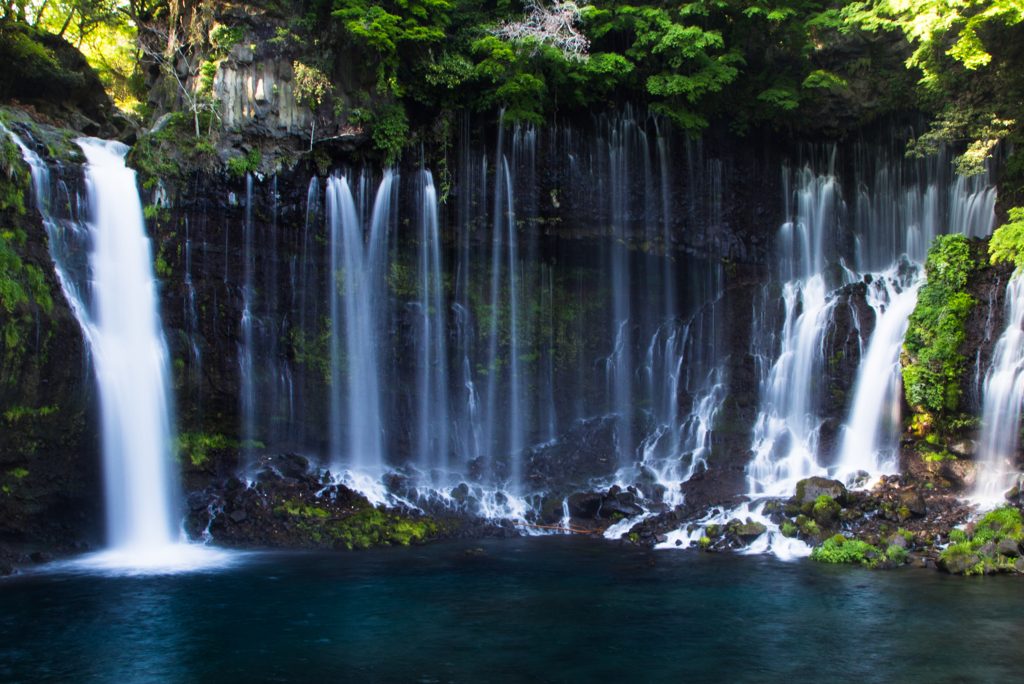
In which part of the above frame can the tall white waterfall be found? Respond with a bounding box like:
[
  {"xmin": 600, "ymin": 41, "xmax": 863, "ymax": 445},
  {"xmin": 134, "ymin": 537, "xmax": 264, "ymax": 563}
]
[
  {"xmin": 416, "ymin": 169, "xmax": 450, "ymax": 472},
  {"xmin": 975, "ymin": 276, "xmax": 1024, "ymax": 501},
  {"xmin": 327, "ymin": 172, "xmax": 390, "ymax": 473},
  {"xmin": 77, "ymin": 140, "xmax": 176, "ymax": 550}
]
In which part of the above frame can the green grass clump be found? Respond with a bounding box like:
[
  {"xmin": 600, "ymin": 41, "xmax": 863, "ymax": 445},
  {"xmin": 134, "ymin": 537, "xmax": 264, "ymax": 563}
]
[
  {"xmin": 810, "ymin": 534, "xmax": 878, "ymax": 566},
  {"xmin": 973, "ymin": 506, "xmax": 1023, "ymax": 544}
]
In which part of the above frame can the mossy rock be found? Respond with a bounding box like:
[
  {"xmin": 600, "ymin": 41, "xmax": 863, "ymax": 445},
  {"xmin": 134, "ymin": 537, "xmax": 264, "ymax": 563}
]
[{"xmin": 794, "ymin": 477, "xmax": 849, "ymax": 506}]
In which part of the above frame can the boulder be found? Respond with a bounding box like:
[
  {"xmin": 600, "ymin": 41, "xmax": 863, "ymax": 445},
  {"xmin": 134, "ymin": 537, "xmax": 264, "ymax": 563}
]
[
  {"xmin": 601, "ymin": 496, "xmax": 644, "ymax": 519},
  {"xmin": 977, "ymin": 541, "xmax": 998, "ymax": 557},
  {"xmin": 567, "ymin": 491, "xmax": 603, "ymax": 518},
  {"xmin": 731, "ymin": 521, "xmax": 767, "ymax": 544},
  {"xmin": 998, "ymin": 538, "xmax": 1021, "ymax": 558},
  {"xmin": 794, "ymin": 477, "xmax": 848, "ymax": 506},
  {"xmin": 898, "ymin": 491, "xmax": 927, "ymax": 517},
  {"xmin": 1015, "ymin": 557, "xmax": 1024, "ymax": 574},
  {"xmin": 229, "ymin": 510, "xmax": 247, "ymax": 523},
  {"xmin": 887, "ymin": 533, "xmax": 909, "ymax": 550},
  {"xmin": 938, "ymin": 552, "xmax": 981, "ymax": 574}
]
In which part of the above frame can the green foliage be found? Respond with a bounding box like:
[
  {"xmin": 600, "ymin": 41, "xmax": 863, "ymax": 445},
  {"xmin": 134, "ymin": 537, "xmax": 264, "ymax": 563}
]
[
  {"xmin": 949, "ymin": 527, "xmax": 968, "ymax": 544},
  {"xmin": 989, "ymin": 207, "xmax": 1024, "ymax": 275},
  {"xmin": 885, "ymin": 544, "xmax": 908, "ymax": 564},
  {"xmin": 780, "ymin": 520, "xmax": 798, "ymax": 537},
  {"xmin": 974, "ymin": 506, "xmax": 1024, "ymax": 543},
  {"xmin": 128, "ymin": 112, "xmax": 219, "ymax": 181},
  {"xmin": 810, "ymin": 534, "xmax": 878, "ymax": 565},
  {"xmin": 902, "ymin": 234, "xmax": 978, "ymax": 420},
  {"xmin": 227, "ymin": 148, "xmax": 262, "ymax": 177},
  {"xmin": 175, "ymin": 431, "xmax": 237, "ymax": 468},
  {"xmin": 293, "ymin": 60, "xmax": 332, "ymax": 108},
  {"xmin": 370, "ymin": 102, "xmax": 409, "ymax": 165}
]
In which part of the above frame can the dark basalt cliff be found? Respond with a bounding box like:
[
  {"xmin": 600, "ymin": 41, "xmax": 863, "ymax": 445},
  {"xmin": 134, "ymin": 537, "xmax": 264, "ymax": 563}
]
[{"xmin": 0, "ymin": 11, "xmax": 1018, "ymax": 560}]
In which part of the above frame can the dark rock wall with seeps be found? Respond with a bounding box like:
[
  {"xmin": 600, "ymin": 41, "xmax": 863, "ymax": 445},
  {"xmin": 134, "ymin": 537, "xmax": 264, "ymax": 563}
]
[{"xmin": 142, "ymin": 112, "xmax": 795, "ymax": 490}]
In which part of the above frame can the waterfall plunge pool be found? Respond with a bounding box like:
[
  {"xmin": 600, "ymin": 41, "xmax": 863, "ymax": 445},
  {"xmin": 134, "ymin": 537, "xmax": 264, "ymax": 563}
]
[{"xmin": 2, "ymin": 537, "xmax": 1023, "ymax": 683}]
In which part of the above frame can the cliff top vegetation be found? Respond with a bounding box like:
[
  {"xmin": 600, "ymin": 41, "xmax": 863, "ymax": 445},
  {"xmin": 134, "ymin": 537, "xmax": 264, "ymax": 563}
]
[{"xmin": 1, "ymin": 0, "xmax": 1022, "ymax": 174}]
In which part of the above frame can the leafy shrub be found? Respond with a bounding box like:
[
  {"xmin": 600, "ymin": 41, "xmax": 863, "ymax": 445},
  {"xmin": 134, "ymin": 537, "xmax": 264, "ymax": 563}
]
[
  {"xmin": 989, "ymin": 208, "xmax": 1024, "ymax": 275},
  {"xmin": 949, "ymin": 528, "xmax": 968, "ymax": 544},
  {"xmin": 227, "ymin": 148, "xmax": 262, "ymax": 177}
]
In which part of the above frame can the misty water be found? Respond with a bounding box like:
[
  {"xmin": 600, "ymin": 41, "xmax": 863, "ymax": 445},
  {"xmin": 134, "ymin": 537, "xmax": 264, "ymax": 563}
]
[{"xmin": 3, "ymin": 537, "xmax": 1024, "ymax": 683}]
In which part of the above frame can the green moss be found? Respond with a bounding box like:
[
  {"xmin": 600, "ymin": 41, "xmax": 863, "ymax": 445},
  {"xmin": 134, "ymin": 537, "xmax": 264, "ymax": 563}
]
[
  {"xmin": 324, "ymin": 507, "xmax": 436, "ymax": 549},
  {"xmin": 698, "ymin": 535, "xmax": 711, "ymax": 549},
  {"xmin": 812, "ymin": 495, "xmax": 841, "ymax": 524},
  {"xmin": 901, "ymin": 234, "xmax": 980, "ymax": 427},
  {"xmin": 3, "ymin": 404, "xmax": 57, "ymax": 422},
  {"xmin": 175, "ymin": 431, "xmax": 237, "ymax": 468},
  {"xmin": 973, "ymin": 506, "xmax": 1024, "ymax": 544},
  {"xmin": 780, "ymin": 520, "xmax": 798, "ymax": 537}
]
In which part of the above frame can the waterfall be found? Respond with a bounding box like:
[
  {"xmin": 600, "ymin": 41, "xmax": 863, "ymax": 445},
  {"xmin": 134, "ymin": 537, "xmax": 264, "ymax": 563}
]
[
  {"xmin": 974, "ymin": 276, "xmax": 1024, "ymax": 501},
  {"xmin": 416, "ymin": 169, "xmax": 450, "ymax": 472},
  {"xmin": 747, "ymin": 162, "xmax": 845, "ymax": 496},
  {"xmin": 327, "ymin": 172, "xmax": 390, "ymax": 473},
  {"xmin": 833, "ymin": 265, "xmax": 922, "ymax": 482},
  {"xmin": 75, "ymin": 139, "xmax": 177, "ymax": 550},
  {"xmin": 238, "ymin": 173, "xmax": 255, "ymax": 454}
]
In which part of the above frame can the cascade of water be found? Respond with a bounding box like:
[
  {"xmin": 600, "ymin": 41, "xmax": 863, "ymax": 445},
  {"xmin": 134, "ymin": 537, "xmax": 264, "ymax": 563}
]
[
  {"xmin": 747, "ymin": 161, "xmax": 845, "ymax": 496},
  {"xmin": 238, "ymin": 174, "xmax": 256, "ymax": 454},
  {"xmin": 503, "ymin": 156, "xmax": 524, "ymax": 486},
  {"xmin": 5, "ymin": 126, "xmax": 182, "ymax": 554},
  {"xmin": 833, "ymin": 264, "xmax": 922, "ymax": 483},
  {"xmin": 605, "ymin": 117, "xmax": 642, "ymax": 467},
  {"xmin": 77, "ymin": 139, "xmax": 177, "ymax": 549},
  {"xmin": 5, "ymin": 125, "xmax": 237, "ymax": 569},
  {"xmin": 182, "ymin": 218, "xmax": 202, "ymax": 409},
  {"xmin": 974, "ymin": 277, "xmax": 1024, "ymax": 501},
  {"xmin": 416, "ymin": 169, "xmax": 450, "ymax": 472},
  {"xmin": 327, "ymin": 172, "xmax": 391, "ymax": 472},
  {"xmin": 483, "ymin": 114, "xmax": 507, "ymax": 475}
]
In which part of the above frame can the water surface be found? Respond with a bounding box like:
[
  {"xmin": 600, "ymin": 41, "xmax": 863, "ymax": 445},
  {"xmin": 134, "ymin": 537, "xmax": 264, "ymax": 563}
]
[{"xmin": 1, "ymin": 537, "xmax": 1020, "ymax": 683}]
